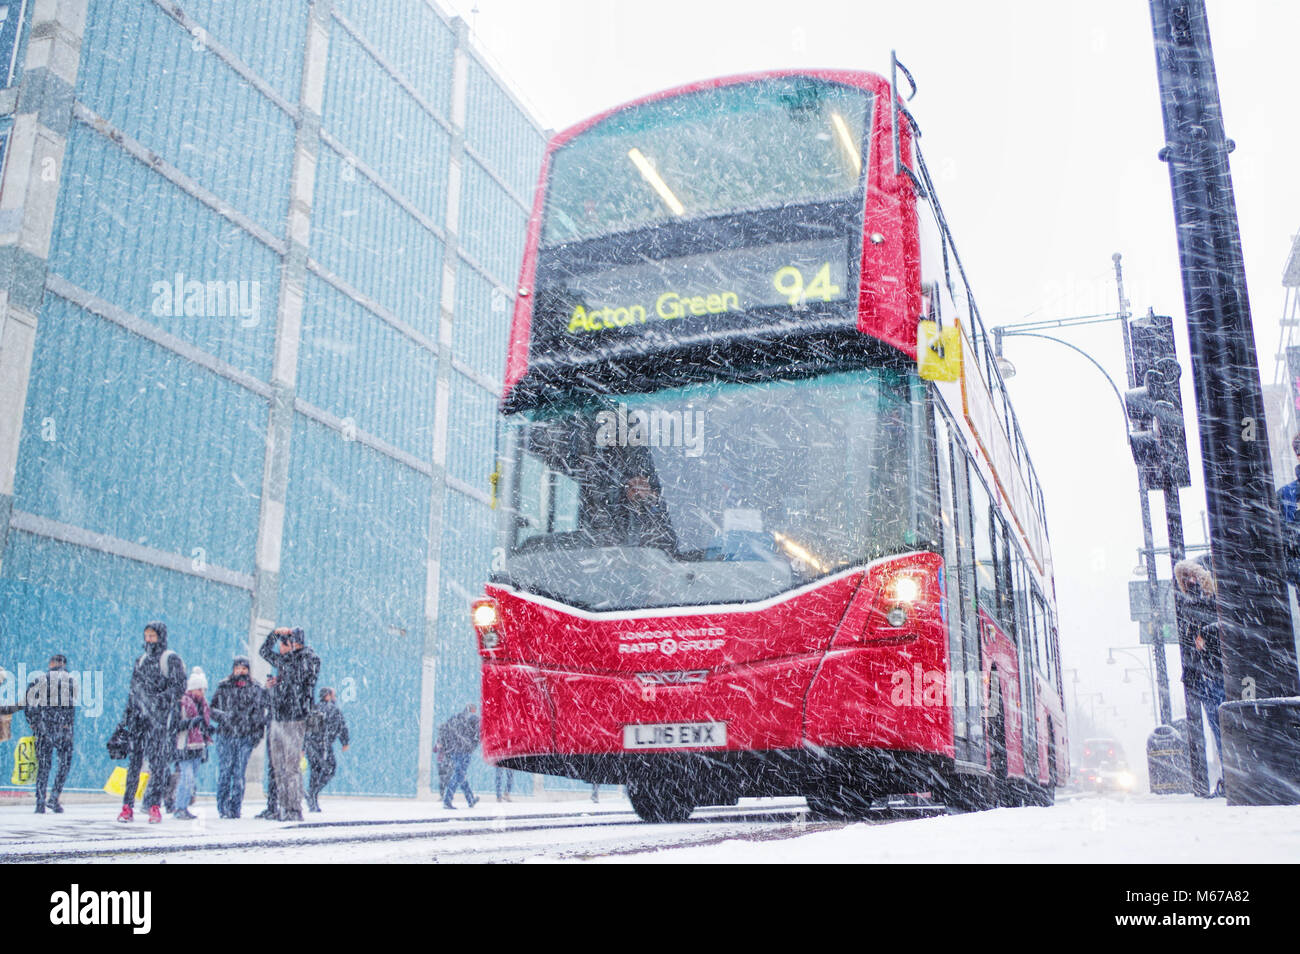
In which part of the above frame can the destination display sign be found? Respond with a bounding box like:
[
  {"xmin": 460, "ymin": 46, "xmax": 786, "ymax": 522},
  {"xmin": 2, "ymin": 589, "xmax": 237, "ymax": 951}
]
[{"xmin": 529, "ymin": 237, "xmax": 852, "ymax": 362}]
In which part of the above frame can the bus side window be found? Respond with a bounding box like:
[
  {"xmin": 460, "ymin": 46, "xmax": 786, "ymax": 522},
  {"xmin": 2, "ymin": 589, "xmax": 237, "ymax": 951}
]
[
  {"xmin": 1031, "ymin": 590, "xmax": 1048, "ymax": 678},
  {"xmin": 933, "ymin": 410, "xmax": 960, "ymax": 628},
  {"xmin": 912, "ymin": 382, "xmax": 941, "ymax": 548},
  {"xmin": 516, "ymin": 453, "xmax": 580, "ymax": 544},
  {"xmin": 1013, "ymin": 550, "xmax": 1031, "ymax": 658},
  {"xmin": 969, "ymin": 471, "xmax": 997, "ymax": 620},
  {"xmin": 990, "ymin": 514, "xmax": 1015, "ymax": 636}
]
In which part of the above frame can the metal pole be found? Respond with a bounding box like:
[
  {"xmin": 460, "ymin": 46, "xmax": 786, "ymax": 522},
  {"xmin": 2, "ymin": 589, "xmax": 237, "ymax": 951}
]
[
  {"xmin": 1136, "ymin": 488, "xmax": 1173, "ymax": 724},
  {"xmin": 1116, "ymin": 255, "xmax": 1176, "ymax": 725},
  {"xmin": 1150, "ymin": 0, "xmax": 1300, "ymax": 804}
]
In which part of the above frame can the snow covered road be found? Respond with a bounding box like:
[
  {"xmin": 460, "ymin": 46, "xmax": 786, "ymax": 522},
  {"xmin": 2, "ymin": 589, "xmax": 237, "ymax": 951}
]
[{"xmin": 2, "ymin": 791, "xmax": 1296, "ymax": 863}]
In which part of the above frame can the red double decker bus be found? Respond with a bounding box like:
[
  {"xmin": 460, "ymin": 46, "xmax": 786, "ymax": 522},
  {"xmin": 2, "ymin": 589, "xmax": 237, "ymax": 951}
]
[{"xmin": 473, "ymin": 67, "xmax": 1068, "ymax": 821}]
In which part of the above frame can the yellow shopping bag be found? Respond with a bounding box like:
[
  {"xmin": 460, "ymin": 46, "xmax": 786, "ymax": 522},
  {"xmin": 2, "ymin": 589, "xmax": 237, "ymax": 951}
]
[
  {"xmin": 11, "ymin": 736, "xmax": 36, "ymax": 785},
  {"xmin": 103, "ymin": 766, "xmax": 149, "ymax": 801}
]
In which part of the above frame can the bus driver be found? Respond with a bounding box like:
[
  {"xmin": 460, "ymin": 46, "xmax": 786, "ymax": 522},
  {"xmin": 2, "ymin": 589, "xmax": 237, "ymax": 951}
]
[{"xmin": 607, "ymin": 462, "xmax": 678, "ymax": 553}]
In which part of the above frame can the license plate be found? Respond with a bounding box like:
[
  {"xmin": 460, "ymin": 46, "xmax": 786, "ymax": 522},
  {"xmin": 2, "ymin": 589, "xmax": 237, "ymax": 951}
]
[{"xmin": 622, "ymin": 722, "xmax": 727, "ymax": 749}]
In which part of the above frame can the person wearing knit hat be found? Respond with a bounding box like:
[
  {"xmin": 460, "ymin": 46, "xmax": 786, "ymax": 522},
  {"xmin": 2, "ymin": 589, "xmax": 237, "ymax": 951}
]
[
  {"xmin": 173, "ymin": 666, "xmax": 213, "ymax": 820},
  {"xmin": 209, "ymin": 655, "xmax": 269, "ymax": 819}
]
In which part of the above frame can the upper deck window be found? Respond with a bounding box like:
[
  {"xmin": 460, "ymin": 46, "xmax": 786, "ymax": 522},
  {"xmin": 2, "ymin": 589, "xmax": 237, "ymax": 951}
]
[{"xmin": 542, "ymin": 77, "xmax": 871, "ymax": 246}]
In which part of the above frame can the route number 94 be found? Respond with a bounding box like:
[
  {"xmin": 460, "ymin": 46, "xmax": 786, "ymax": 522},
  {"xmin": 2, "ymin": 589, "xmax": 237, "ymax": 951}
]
[{"xmin": 773, "ymin": 262, "xmax": 841, "ymax": 306}]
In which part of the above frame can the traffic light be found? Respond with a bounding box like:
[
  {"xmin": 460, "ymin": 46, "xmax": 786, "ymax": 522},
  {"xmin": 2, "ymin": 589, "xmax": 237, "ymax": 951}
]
[{"xmin": 1125, "ymin": 311, "xmax": 1192, "ymax": 488}]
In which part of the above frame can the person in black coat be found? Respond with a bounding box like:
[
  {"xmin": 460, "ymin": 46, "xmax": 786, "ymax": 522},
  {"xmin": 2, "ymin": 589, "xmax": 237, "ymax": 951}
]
[
  {"xmin": 1175, "ymin": 556, "xmax": 1226, "ymax": 794},
  {"xmin": 209, "ymin": 655, "xmax": 270, "ymax": 819},
  {"xmin": 25, "ymin": 654, "xmax": 76, "ymax": 814},
  {"xmin": 117, "ymin": 622, "xmax": 186, "ymax": 823},
  {"xmin": 305, "ymin": 687, "xmax": 349, "ymax": 812},
  {"xmin": 259, "ymin": 627, "xmax": 320, "ymax": 820}
]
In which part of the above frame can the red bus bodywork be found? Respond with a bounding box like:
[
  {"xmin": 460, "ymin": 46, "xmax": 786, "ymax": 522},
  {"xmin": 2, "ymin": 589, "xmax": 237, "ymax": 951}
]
[{"xmin": 480, "ymin": 69, "xmax": 1067, "ymax": 812}]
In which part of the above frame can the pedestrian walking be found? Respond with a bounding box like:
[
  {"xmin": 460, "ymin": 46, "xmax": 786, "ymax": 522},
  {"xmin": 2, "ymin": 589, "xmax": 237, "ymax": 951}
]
[
  {"xmin": 259, "ymin": 626, "xmax": 320, "ymax": 820},
  {"xmin": 495, "ymin": 765, "xmax": 513, "ymax": 802},
  {"xmin": 1174, "ymin": 555, "xmax": 1227, "ymax": 796},
  {"xmin": 25, "ymin": 654, "xmax": 76, "ymax": 814},
  {"xmin": 305, "ymin": 687, "xmax": 349, "ymax": 812},
  {"xmin": 173, "ymin": 668, "xmax": 213, "ymax": 820},
  {"xmin": 434, "ymin": 740, "xmax": 448, "ymax": 800},
  {"xmin": 438, "ymin": 703, "xmax": 480, "ymax": 809},
  {"xmin": 209, "ymin": 655, "xmax": 269, "ymax": 819},
  {"xmin": 116, "ymin": 622, "xmax": 186, "ymax": 823}
]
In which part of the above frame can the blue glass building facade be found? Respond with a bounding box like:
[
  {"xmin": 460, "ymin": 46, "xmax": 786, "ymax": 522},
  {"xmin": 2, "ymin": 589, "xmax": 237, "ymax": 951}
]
[{"xmin": 0, "ymin": 0, "xmax": 548, "ymax": 797}]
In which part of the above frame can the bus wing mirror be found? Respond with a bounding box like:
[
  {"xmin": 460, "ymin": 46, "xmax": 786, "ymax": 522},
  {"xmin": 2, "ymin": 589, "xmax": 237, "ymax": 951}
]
[{"xmin": 917, "ymin": 320, "xmax": 962, "ymax": 382}]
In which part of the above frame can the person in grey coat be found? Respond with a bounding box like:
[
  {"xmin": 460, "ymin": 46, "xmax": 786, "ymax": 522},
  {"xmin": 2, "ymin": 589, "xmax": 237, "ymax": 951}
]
[{"xmin": 259, "ymin": 627, "xmax": 320, "ymax": 820}]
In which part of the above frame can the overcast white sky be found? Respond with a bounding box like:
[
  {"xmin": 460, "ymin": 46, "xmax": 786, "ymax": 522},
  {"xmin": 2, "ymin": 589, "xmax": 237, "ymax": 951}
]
[{"xmin": 440, "ymin": 0, "xmax": 1300, "ymax": 763}]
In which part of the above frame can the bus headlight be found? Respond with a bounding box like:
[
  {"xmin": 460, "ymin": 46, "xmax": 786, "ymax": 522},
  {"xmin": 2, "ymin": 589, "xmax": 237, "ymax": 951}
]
[
  {"xmin": 862, "ymin": 558, "xmax": 940, "ymax": 640},
  {"xmin": 473, "ymin": 601, "xmax": 500, "ymax": 630},
  {"xmin": 889, "ymin": 575, "xmax": 921, "ymax": 604},
  {"xmin": 472, "ymin": 598, "xmax": 504, "ymax": 654}
]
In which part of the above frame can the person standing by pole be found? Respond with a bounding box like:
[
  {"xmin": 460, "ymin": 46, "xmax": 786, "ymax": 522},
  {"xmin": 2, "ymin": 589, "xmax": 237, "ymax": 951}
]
[
  {"xmin": 259, "ymin": 626, "xmax": 319, "ymax": 821},
  {"xmin": 1276, "ymin": 433, "xmax": 1300, "ymax": 590},
  {"xmin": 1175, "ymin": 556, "xmax": 1227, "ymax": 795}
]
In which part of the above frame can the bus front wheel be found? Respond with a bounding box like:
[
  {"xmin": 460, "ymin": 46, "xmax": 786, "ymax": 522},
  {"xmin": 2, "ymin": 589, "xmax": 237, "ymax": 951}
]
[{"xmin": 627, "ymin": 776, "xmax": 695, "ymax": 823}]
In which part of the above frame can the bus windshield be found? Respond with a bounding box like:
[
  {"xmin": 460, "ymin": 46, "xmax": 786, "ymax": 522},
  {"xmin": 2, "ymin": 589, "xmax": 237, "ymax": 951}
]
[
  {"xmin": 501, "ymin": 368, "xmax": 915, "ymax": 611},
  {"xmin": 542, "ymin": 77, "xmax": 871, "ymax": 246}
]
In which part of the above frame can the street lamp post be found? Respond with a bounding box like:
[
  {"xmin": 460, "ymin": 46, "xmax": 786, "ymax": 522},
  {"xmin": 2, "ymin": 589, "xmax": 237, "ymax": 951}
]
[
  {"xmin": 1109, "ymin": 646, "xmax": 1159, "ymax": 723},
  {"xmin": 995, "ymin": 315, "xmax": 1174, "ymax": 724}
]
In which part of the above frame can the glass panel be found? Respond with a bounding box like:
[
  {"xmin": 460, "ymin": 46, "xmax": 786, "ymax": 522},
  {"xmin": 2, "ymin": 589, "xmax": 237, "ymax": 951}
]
[
  {"xmin": 952, "ymin": 449, "xmax": 983, "ymax": 756},
  {"xmin": 543, "ymin": 77, "xmax": 871, "ymax": 245},
  {"xmin": 501, "ymin": 368, "xmax": 913, "ymax": 610},
  {"xmin": 0, "ymin": 1, "xmax": 25, "ymax": 88},
  {"xmin": 970, "ymin": 472, "xmax": 997, "ymax": 621},
  {"xmin": 991, "ymin": 513, "xmax": 1015, "ymax": 635},
  {"xmin": 934, "ymin": 411, "xmax": 963, "ymax": 732}
]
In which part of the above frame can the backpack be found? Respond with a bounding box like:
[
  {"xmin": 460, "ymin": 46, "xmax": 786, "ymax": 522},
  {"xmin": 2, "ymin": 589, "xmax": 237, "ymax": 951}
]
[
  {"xmin": 136, "ymin": 648, "xmax": 177, "ymax": 674},
  {"xmin": 306, "ymin": 706, "xmax": 326, "ymax": 737}
]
